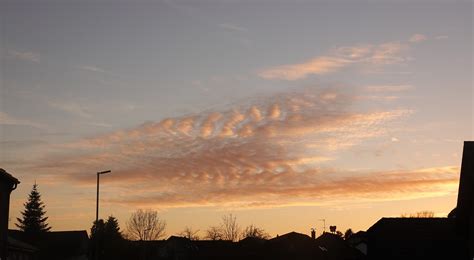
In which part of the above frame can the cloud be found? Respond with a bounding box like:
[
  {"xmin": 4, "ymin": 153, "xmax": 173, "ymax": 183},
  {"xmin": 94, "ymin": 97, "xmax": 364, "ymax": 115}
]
[
  {"xmin": 24, "ymin": 87, "xmax": 429, "ymax": 209},
  {"xmin": 47, "ymin": 101, "xmax": 92, "ymax": 118},
  {"xmin": 259, "ymin": 41, "xmax": 410, "ymax": 80},
  {"xmin": 409, "ymin": 34, "xmax": 428, "ymax": 43},
  {"xmin": 364, "ymin": 85, "xmax": 413, "ymax": 92},
  {"xmin": 104, "ymin": 166, "xmax": 458, "ymax": 208},
  {"xmin": 0, "ymin": 111, "xmax": 46, "ymax": 129},
  {"xmin": 78, "ymin": 65, "xmax": 107, "ymax": 73},
  {"xmin": 8, "ymin": 50, "xmax": 40, "ymax": 63},
  {"xmin": 219, "ymin": 23, "xmax": 248, "ymax": 32},
  {"xmin": 435, "ymin": 35, "xmax": 448, "ymax": 40},
  {"xmin": 259, "ymin": 56, "xmax": 353, "ymax": 80}
]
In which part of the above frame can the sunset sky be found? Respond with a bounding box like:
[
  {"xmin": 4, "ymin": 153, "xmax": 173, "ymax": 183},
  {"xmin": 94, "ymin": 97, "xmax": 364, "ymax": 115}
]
[{"xmin": 1, "ymin": 0, "xmax": 472, "ymax": 238}]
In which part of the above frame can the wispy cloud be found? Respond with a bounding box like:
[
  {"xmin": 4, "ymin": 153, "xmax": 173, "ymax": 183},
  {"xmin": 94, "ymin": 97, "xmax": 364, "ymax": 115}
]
[
  {"xmin": 0, "ymin": 111, "xmax": 46, "ymax": 129},
  {"xmin": 78, "ymin": 65, "xmax": 107, "ymax": 73},
  {"xmin": 219, "ymin": 23, "xmax": 248, "ymax": 32},
  {"xmin": 25, "ymin": 87, "xmax": 425, "ymax": 209},
  {"xmin": 365, "ymin": 84, "xmax": 413, "ymax": 92},
  {"xmin": 8, "ymin": 50, "xmax": 40, "ymax": 63},
  {"xmin": 259, "ymin": 41, "xmax": 410, "ymax": 80},
  {"xmin": 409, "ymin": 33, "xmax": 428, "ymax": 43},
  {"xmin": 259, "ymin": 56, "xmax": 353, "ymax": 81},
  {"xmin": 48, "ymin": 101, "xmax": 92, "ymax": 118},
  {"xmin": 105, "ymin": 166, "xmax": 459, "ymax": 208}
]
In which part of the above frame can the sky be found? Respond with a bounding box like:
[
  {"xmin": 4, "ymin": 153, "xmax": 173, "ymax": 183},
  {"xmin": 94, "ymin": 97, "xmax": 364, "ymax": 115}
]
[{"xmin": 1, "ymin": 0, "xmax": 472, "ymax": 238}]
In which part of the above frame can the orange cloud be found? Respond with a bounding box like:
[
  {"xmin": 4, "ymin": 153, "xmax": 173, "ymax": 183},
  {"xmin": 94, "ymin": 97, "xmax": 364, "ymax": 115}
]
[
  {"xmin": 26, "ymin": 87, "xmax": 422, "ymax": 209},
  {"xmin": 258, "ymin": 41, "xmax": 410, "ymax": 80}
]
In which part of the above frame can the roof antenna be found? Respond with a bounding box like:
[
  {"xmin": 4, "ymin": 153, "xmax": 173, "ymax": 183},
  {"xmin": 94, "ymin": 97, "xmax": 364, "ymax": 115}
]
[{"xmin": 319, "ymin": 219, "xmax": 326, "ymax": 233}]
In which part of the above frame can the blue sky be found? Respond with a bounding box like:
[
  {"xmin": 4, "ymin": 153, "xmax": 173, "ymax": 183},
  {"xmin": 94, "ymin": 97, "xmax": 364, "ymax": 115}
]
[{"xmin": 1, "ymin": 0, "xmax": 472, "ymax": 237}]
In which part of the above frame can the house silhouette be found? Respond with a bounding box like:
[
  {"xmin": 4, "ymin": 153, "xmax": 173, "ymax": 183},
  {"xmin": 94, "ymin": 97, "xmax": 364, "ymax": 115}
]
[
  {"xmin": 367, "ymin": 141, "xmax": 474, "ymax": 260},
  {"xmin": 0, "ymin": 169, "xmax": 20, "ymax": 260}
]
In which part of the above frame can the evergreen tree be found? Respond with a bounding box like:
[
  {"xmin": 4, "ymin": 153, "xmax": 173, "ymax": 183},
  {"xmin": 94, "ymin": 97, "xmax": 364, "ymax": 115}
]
[
  {"xmin": 16, "ymin": 183, "xmax": 51, "ymax": 233},
  {"xmin": 90, "ymin": 216, "xmax": 127, "ymax": 260},
  {"xmin": 104, "ymin": 215, "xmax": 122, "ymax": 241}
]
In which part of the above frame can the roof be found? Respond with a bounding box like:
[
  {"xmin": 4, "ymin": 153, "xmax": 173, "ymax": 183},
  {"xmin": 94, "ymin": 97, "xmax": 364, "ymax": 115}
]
[
  {"xmin": 266, "ymin": 231, "xmax": 324, "ymax": 259},
  {"xmin": 366, "ymin": 218, "xmax": 467, "ymax": 259},
  {"xmin": 314, "ymin": 232, "xmax": 365, "ymax": 260},
  {"xmin": 9, "ymin": 230, "xmax": 89, "ymax": 260},
  {"xmin": 367, "ymin": 217, "xmax": 458, "ymax": 239},
  {"xmin": 269, "ymin": 231, "xmax": 312, "ymax": 243},
  {"xmin": 7, "ymin": 236, "xmax": 37, "ymax": 253},
  {"xmin": 0, "ymin": 168, "xmax": 20, "ymax": 185}
]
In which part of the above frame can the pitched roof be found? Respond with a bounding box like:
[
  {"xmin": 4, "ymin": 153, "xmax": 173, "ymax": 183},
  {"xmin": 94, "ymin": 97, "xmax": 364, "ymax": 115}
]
[
  {"xmin": 0, "ymin": 168, "xmax": 20, "ymax": 185},
  {"xmin": 367, "ymin": 218, "xmax": 467, "ymax": 259},
  {"xmin": 269, "ymin": 231, "xmax": 312, "ymax": 243},
  {"xmin": 9, "ymin": 230, "xmax": 89, "ymax": 260},
  {"xmin": 266, "ymin": 231, "xmax": 324, "ymax": 259},
  {"xmin": 315, "ymin": 232, "xmax": 365, "ymax": 260},
  {"xmin": 7, "ymin": 236, "xmax": 37, "ymax": 253},
  {"xmin": 367, "ymin": 217, "xmax": 458, "ymax": 239}
]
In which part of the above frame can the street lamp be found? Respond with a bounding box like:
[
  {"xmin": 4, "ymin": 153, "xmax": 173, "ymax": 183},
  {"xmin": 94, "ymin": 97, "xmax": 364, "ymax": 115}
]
[
  {"xmin": 95, "ymin": 170, "xmax": 110, "ymax": 260},
  {"xmin": 96, "ymin": 170, "xmax": 111, "ymax": 223}
]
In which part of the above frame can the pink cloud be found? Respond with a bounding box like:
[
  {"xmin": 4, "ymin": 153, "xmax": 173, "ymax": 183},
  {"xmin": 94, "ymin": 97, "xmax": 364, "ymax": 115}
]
[
  {"xmin": 258, "ymin": 41, "xmax": 411, "ymax": 80},
  {"xmin": 26, "ymin": 87, "xmax": 424, "ymax": 209}
]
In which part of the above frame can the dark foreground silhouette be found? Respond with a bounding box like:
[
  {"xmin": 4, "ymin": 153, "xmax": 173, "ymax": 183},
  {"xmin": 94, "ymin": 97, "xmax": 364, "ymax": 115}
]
[{"xmin": 1, "ymin": 141, "xmax": 473, "ymax": 260}]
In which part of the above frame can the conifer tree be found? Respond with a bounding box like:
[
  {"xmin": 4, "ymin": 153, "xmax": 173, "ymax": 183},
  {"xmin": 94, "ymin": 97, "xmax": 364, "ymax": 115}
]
[
  {"xmin": 16, "ymin": 184, "xmax": 51, "ymax": 233},
  {"xmin": 104, "ymin": 215, "xmax": 122, "ymax": 240}
]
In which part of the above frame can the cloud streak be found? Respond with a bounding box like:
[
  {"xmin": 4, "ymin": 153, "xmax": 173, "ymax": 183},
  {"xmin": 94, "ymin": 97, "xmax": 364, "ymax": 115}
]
[
  {"xmin": 78, "ymin": 65, "xmax": 107, "ymax": 73},
  {"xmin": 219, "ymin": 23, "xmax": 248, "ymax": 32},
  {"xmin": 0, "ymin": 111, "xmax": 46, "ymax": 129},
  {"xmin": 8, "ymin": 50, "xmax": 40, "ymax": 63},
  {"xmin": 364, "ymin": 84, "xmax": 413, "ymax": 92},
  {"xmin": 409, "ymin": 33, "xmax": 427, "ymax": 43},
  {"xmin": 47, "ymin": 101, "xmax": 92, "ymax": 118},
  {"xmin": 258, "ymin": 40, "xmax": 412, "ymax": 80},
  {"xmin": 21, "ymin": 87, "xmax": 438, "ymax": 209}
]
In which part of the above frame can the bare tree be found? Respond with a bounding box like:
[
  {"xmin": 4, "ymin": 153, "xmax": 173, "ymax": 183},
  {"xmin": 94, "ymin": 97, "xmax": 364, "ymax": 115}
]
[
  {"xmin": 179, "ymin": 226, "xmax": 200, "ymax": 240},
  {"xmin": 242, "ymin": 224, "xmax": 270, "ymax": 239},
  {"xmin": 400, "ymin": 211, "xmax": 435, "ymax": 218},
  {"xmin": 126, "ymin": 209, "xmax": 166, "ymax": 241},
  {"xmin": 344, "ymin": 228, "xmax": 354, "ymax": 240},
  {"xmin": 221, "ymin": 213, "xmax": 241, "ymax": 241},
  {"xmin": 205, "ymin": 226, "xmax": 223, "ymax": 240}
]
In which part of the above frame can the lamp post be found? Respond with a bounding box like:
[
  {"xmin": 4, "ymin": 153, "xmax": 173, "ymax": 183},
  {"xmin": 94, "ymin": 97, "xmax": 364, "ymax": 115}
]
[{"xmin": 95, "ymin": 170, "xmax": 111, "ymax": 260}]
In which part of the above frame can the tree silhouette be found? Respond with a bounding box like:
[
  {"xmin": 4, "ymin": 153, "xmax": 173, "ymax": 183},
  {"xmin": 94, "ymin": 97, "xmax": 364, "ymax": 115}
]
[
  {"xmin": 221, "ymin": 213, "xmax": 241, "ymax": 242},
  {"xmin": 90, "ymin": 216, "xmax": 128, "ymax": 260},
  {"xmin": 16, "ymin": 184, "xmax": 51, "ymax": 234},
  {"xmin": 179, "ymin": 226, "xmax": 200, "ymax": 240},
  {"xmin": 400, "ymin": 211, "xmax": 435, "ymax": 218},
  {"xmin": 242, "ymin": 224, "xmax": 270, "ymax": 239},
  {"xmin": 104, "ymin": 215, "xmax": 122, "ymax": 240},
  {"xmin": 205, "ymin": 226, "xmax": 223, "ymax": 240},
  {"xmin": 90, "ymin": 219, "xmax": 106, "ymax": 242},
  {"xmin": 126, "ymin": 209, "xmax": 166, "ymax": 241},
  {"xmin": 344, "ymin": 229, "xmax": 354, "ymax": 240}
]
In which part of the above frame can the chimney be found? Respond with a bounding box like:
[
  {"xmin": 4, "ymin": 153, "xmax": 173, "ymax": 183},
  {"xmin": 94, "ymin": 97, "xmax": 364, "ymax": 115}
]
[
  {"xmin": 311, "ymin": 229, "xmax": 316, "ymax": 239},
  {"xmin": 455, "ymin": 141, "xmax": 474, "ymax": 257}
]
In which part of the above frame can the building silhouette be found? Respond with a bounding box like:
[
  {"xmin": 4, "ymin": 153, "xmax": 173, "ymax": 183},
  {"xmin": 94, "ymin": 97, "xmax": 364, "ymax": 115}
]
[
  {"xmin": 0, "ymin": 169, "xmax": 20, "ymax": 260},
  {"xmin": 367, "ymin": 141, "xmax": 473, "ymax": 260}
]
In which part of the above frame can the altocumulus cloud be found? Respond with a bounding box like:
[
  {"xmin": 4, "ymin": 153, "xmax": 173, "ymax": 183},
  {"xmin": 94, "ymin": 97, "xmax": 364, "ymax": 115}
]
[
  {"xmin": 26, "ymin": 87, "xmax": 457, "ymax": 209},
  {"xmin": 258, "ymin": 41, "xmax": 411, "ymax": 80}
]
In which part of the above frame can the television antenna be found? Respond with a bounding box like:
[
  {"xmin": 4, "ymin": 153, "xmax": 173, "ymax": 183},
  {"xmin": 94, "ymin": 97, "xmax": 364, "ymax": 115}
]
[{"xmin": 319, "ymin": 219, "xmax": 326, "ymax": 233}]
